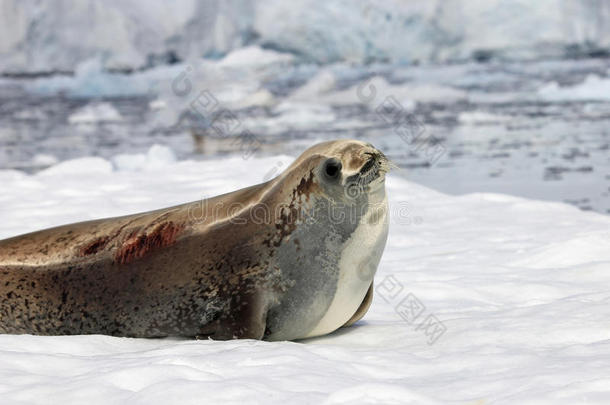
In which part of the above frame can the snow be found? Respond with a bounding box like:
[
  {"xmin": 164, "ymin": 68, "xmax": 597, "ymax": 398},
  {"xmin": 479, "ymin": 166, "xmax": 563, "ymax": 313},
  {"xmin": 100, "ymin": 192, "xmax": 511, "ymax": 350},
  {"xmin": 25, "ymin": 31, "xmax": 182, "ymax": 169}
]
[
  {"xmin": 458, "ymin": 111, "xmax": 512, "ymax": 125},
  {"xmin": 39, "ymin": 157, "xmax": 113, "ymax": 177},
  {"xmin": 314, "ymin": 75, "xmax": 466, "ymax": 107},
  {"xmin": 29, "ymin": 58, "xmax": 178, "ymax": 98},
  {"xmin": 1, "ymin": 147, "xmax": 610, "ymax": 403},
  {"xmin": 68, "ymin": 102, "xmax": 123, "ymax": 124},
  {"xmin": 289, "ymin": 69, "xmax": 337, "ymax": 101},
  {"xmin": 112, "ymin": 145, "xmax": 177, "ymax": 171},
  {"xmin": 217, "ymin": 46, "xmax": 295, "ymax": 69},
  {"xmin": 232, "ymin": 88, "xmax": 276, "ymax": 109},
  {"xmin": 538, "ymin": 75, "xmax": 610, "ymax": 101},
  {"xmin": 31, "ymin": 154, "xmax": 59, "ymax": 167}
]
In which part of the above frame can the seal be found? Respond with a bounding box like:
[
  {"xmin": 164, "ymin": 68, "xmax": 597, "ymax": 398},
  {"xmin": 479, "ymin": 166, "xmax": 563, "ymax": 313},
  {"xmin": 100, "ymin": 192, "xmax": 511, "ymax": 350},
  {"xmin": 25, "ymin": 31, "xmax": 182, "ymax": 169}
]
[{"xmin": 0, "ymin": 140, "xmax": 389, "ymax": 341}]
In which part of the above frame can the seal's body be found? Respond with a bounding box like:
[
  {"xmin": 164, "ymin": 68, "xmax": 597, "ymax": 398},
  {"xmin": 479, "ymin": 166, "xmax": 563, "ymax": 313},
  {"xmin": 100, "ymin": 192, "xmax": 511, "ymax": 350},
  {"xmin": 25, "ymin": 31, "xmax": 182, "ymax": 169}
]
[{"xmin": 0, "ymin": 140, "xmax": 389, "ymax": 340}]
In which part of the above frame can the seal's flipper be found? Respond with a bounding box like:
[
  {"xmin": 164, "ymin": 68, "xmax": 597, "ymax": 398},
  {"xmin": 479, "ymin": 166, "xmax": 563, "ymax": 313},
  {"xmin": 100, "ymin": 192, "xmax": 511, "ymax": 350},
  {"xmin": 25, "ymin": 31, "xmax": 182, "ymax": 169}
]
[
  {"xmin": 342, "ymin": 282, "xmax": 373, "ymax": 328},
  {"xmin": 209, "ymin": 290, "xmax": 268, "ymax": 340}
]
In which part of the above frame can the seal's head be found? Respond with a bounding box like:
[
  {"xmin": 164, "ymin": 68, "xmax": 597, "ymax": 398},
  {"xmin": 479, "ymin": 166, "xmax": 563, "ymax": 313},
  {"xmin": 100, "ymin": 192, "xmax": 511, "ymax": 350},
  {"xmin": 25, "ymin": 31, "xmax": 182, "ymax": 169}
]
[
  {"xmin": 264, "ymin": 140, "xmax": 391, "ymax": 341},
  {"xmin": 283, "ymin": 140, "xmax": 391, "ymax": 203}
]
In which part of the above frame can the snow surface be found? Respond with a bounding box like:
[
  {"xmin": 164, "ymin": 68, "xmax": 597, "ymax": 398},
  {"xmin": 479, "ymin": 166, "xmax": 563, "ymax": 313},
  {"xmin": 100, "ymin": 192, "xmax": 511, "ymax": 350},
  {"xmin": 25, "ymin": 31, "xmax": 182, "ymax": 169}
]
[{"xmin": 1, "ymin": 146, "xmax": 610, "ymax": 404}]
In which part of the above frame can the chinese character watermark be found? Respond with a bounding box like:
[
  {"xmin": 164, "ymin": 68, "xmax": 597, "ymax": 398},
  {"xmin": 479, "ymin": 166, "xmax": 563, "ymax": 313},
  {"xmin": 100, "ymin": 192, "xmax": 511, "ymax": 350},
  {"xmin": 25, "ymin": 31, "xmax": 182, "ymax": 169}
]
[{"xmin": 377, "ymin": 274, "xmax": 447, "ymax": 345}]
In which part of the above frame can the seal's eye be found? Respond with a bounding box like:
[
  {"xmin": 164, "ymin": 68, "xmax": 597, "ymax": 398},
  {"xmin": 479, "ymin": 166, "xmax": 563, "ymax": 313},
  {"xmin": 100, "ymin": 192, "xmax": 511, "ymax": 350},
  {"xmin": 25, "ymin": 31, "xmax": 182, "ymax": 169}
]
[{"xmin": 324, "ymin": 158, "xmax": 342, "ymax": 179}]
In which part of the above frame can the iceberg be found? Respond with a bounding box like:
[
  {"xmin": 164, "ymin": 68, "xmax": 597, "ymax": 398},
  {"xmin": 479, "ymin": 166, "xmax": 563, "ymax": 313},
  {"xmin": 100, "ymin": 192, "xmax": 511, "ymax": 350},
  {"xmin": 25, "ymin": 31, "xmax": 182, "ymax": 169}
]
[{"xmin": 2, "ymin": 0, "xmax": 610, "ymax": 74}]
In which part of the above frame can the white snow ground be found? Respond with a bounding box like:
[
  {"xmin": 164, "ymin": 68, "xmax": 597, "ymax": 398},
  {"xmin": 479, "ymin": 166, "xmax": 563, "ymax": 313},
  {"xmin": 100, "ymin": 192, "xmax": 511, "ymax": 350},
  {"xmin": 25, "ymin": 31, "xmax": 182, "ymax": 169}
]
[{"xmin": 1, "ymin": 147, "xmax": 610, "ymax": 404}]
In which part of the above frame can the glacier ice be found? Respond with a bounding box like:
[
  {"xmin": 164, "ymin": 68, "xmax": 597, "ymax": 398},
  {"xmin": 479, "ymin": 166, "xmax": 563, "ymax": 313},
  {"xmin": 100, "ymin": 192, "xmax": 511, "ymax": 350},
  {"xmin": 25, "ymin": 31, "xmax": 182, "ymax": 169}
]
[{"xmin": 2, "ymin": 0, "xmax": 610, "ymax": 74}]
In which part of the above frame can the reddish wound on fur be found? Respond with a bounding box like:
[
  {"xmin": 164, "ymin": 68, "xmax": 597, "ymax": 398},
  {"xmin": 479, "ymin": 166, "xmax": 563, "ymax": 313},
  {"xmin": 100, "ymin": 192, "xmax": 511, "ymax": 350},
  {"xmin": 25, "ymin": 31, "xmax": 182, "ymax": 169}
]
[
  {"xmin": 115, "ymin": 222, "xmax": 184, "ymax": 265},
  {"xmin": 80, "ymin": 236, "xmax": 110, "ymax": 256},
  {"xmin": 295, "ymin": 170, "xmax": 318, "ymax": 199}
]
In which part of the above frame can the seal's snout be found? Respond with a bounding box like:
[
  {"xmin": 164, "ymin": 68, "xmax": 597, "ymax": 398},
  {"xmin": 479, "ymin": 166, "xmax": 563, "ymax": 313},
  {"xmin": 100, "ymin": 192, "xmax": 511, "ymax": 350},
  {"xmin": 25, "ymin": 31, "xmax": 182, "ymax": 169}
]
[
  {"xmin": 340, "ymin": 146, "xmax": 390, "ymax": 191},
  {"xmin": 359, "ymin": 149, "xmax": 390, "ymax": 180},
  {"xmin": 360, "ymin": 152, "xmax": 377, "ymax": 174}
]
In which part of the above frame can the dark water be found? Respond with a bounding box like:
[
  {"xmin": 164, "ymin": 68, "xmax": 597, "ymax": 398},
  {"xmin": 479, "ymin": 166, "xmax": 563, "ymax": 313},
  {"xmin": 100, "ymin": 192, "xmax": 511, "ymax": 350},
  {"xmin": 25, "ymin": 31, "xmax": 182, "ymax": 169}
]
[{"xmin": 1, "ymin": 57, "xmax": 609, "ymax": 214}]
